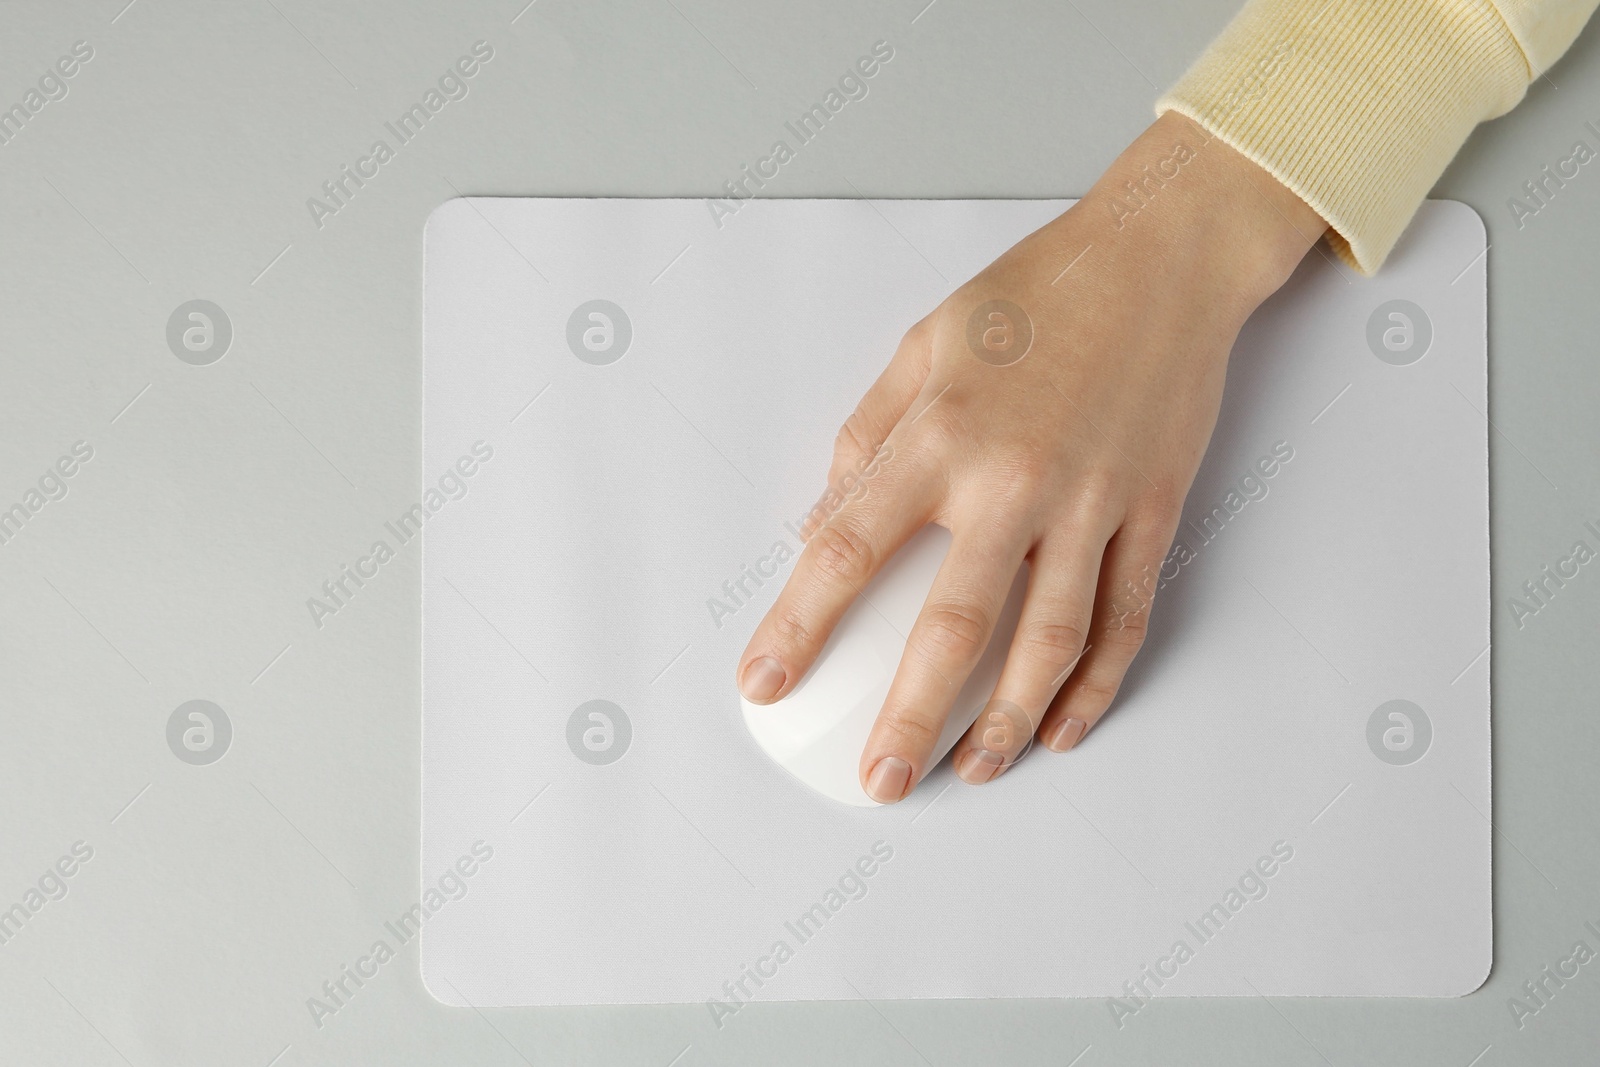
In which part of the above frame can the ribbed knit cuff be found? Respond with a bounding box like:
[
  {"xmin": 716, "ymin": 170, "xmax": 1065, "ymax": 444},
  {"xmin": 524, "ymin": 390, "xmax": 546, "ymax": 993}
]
[{"xmin": 1156, "ymin": 0, "xmax": 1530, "ymax": 274}]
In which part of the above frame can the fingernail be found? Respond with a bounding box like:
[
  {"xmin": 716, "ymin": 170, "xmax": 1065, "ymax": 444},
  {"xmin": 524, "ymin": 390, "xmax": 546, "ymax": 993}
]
[
  {"xmin": 866, "ymin": 757, "xmax": 913, "ymax": 803},
  {"xmin": 956, "ymin": 748, "xmax": 1007, "ymax": 784},
  {"xmin": 740, "ymin": 657, "xmax": 786, "ymax": 702},
  {"xmin": 1044, "ymin": 717, "xmax": 1087, "ymax": 752}
]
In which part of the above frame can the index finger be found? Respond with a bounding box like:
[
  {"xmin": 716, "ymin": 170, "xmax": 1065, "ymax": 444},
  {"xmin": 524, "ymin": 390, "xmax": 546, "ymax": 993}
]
[{"xmin": 736, "ymin": 454, "xmax": 933, "ymax": 704}]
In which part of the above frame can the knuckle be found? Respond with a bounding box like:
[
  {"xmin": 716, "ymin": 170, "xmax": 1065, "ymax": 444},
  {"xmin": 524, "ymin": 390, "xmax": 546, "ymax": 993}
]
[
  {"xmin": 1012, "ymin": 449, "xmax": 1052, "ymax": 485},
  {"xmin": 1105, "ymin": 576, "xmax": 1155, "ymax": 629},
  {"xmin": 907, "ymin": 390, "xmax": 970, "ymax": 448},
  {"xmin": 1072, "ymin": 674, "xmax": 1122, "ymax": 711},
  {"xmin": 891, "ymin": 319, "xmax": 935, "ymax": 377},
  {"xmin": 1101, "ymin": 606, "xmax": 1150, "ymax": 649},
  {"xmin": 877, "ymin": 712, "xmax": 941, "ymax": 752},
  {"xmin": 1076, "ymin": 467, "xmax": 1124, "ymax": 512},
  {"xmin": 834, "ymin": 411, "xmax": 875, "ymax": 465},
  {"xmin": 1140, "ymin": 484, "xmax": 1184, "ymax": 517},
  {"xmin": 899, "ymin": 428, "xmax": 951, "ymax": 478},
  {"xmin": 981, "ymin": 456, "xmax": 1050, "ymax": 512},
  {"xmin": 1124, "ymin": 505, "xmax": 1182, "ymax": 554},
  {"xmin": 770, "ymin": 606, "xmax": 816, "ymax": 651},
  {"xmin": 1016, "ymin": 620, "xmax": 1089, "ymax": 671},
  {"xmin": 808, "ymin": 521, "xmax": 875, "ymax": 585},
  {"xmin": 919, "ymin": 601, "xmax": 992, "ymax": 661}
]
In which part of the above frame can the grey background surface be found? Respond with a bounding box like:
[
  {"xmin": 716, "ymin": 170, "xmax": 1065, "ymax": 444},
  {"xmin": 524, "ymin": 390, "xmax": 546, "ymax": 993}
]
[{"xmin": 0, "ymin": 0, "xmax": 1596, "ymax": 1064}]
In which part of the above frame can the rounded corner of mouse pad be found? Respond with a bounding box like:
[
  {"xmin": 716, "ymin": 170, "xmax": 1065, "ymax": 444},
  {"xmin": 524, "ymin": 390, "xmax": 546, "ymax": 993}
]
[{"xmin": 420, "ymin": 198, "xmax": 1490, "ymax": 1003}]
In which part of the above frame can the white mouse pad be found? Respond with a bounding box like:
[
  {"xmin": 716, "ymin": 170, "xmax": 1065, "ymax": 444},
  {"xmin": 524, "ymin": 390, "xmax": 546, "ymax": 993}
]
[{"xmin": 421, "ymin": 198, "xmax": 1488, "ymax": 1007}]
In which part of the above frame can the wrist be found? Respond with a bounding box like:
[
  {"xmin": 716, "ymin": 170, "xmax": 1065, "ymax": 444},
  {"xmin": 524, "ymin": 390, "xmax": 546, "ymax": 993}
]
[{"xmin": 1078, "ymin": 111, "xmax": 1327, "ymax": 314}]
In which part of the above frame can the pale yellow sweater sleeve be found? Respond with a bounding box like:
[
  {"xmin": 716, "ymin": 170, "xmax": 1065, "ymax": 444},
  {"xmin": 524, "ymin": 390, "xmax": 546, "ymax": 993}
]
[{"xmin": 1157, "ymin": 0, "xmax": 1600, "ymax": 273}]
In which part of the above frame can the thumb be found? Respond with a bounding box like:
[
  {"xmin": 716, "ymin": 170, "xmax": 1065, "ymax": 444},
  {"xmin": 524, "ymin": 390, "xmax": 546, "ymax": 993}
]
[{"xmin": 829, "ymin": 317, "xmax": 933, "ymax": 485}]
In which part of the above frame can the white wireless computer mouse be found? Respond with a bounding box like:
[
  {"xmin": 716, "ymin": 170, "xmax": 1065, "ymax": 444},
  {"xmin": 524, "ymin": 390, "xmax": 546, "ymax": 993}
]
[{"xmin": 741, "ymin": 524, "xmax": 1029, "ymax": 806}]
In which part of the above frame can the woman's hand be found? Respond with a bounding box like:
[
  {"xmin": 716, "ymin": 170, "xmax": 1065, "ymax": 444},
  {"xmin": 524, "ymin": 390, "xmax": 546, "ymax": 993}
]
[{"xmin": 737, "ymin": 112, "xmax": 1329, "ymax": 803}]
